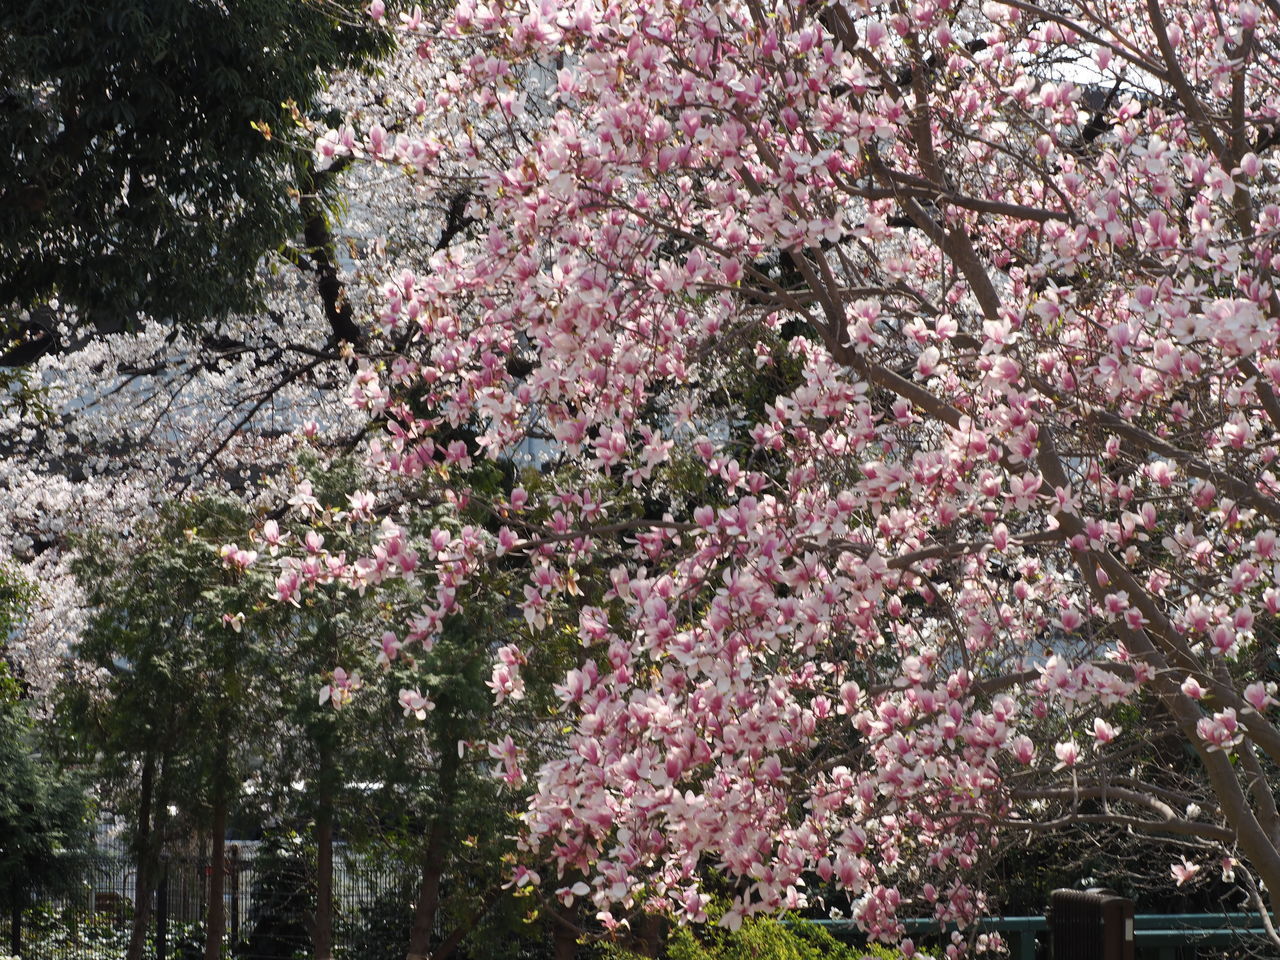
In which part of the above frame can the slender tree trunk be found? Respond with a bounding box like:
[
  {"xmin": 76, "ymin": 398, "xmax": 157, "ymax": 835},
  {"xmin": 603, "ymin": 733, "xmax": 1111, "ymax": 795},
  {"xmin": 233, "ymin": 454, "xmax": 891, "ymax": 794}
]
[
  {"xmin": 204, "ymin": 733, "xmax": 229, "ymax": 960},
  {"xmin": 125, "ymin": 747, "xmax": 156, "ymax": 960},
  {"xmin": 313, "ymin": 620, "xmax": 339, "ymax": 960},
  {"xmin": 551, "ymin": 906, "xmax": 579, "ymax": 960},
  {"xmin": 9, "ymin": 899, "xmax": 22, "ymax": 959},
  {"xmin": 204, "ymin": 796, "xmax": 227, "ymax": 960},
  {"xmin": 406, "ymin": 745, "xmax": 459, "ymax": 960},
  {"xmin": 405, "ymin": 822, "xmax": 448, "ymax": 960},
  {"xmin": 635, "ymin": 914, "xmax": 665, "ymax": 958},
  {"xmin": 426, "ymin": 888, "xmax": 504, "ymax": 960},
  {"xmin": 300, "ymin": 161, "xmax": 364, "ymax": 350},
  {"xmin": 314, "ymin": 757, "xmax": 334, "ymax": 960}
]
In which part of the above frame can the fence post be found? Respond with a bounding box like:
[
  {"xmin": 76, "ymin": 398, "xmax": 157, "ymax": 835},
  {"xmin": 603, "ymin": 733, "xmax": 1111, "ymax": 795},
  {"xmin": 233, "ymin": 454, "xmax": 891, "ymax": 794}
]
[
  {"xmin": 8, "ymin": 900, "xmax": 19, "ymax": 959},
  {"xmin": 156, "ymin": 854, "xmax": 169, "ymax": 960}
]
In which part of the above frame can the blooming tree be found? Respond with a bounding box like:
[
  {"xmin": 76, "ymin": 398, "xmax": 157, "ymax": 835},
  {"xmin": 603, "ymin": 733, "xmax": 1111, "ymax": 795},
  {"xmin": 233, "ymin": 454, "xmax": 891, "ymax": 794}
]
[
  {"xmin": 286, "ymin": 0, "xmax": 1280, "ymax": 950},
  {"xmin": 0, "ymin": 268, "xmax": 373, "ymax": 700}
]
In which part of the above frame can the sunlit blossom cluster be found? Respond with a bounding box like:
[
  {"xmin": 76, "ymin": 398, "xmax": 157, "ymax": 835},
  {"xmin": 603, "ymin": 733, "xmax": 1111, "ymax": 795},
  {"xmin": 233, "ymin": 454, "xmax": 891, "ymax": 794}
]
[{"xmin": 273, "ymin": 0, "xmax": 1280, "ymax": 948}]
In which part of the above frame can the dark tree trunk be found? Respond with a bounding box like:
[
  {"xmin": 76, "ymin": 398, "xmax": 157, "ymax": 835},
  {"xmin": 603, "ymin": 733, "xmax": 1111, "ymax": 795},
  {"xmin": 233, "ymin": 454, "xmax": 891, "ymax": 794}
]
[
  {"xmin": 125, "ymin": 747, "xmax": 156, "ymax": 960},
  {"xmin": 552, "ymin": 907, "xmax": 579, "ymax": 960},
  {"xmin": 633, "ymin": 914, "xmax": 666, "ymax": 958},
  {"xmin": 204, "ymin": 797, "xmax": 227, "ymax": 960},
  {"xmin": 426, "ymin": 889, "xmax": 503, "ymax": 960},
  {"xmin": 300, "ymin": 161, "xmax": 364, "ymax": 350},
  {"xmin": 204, "ymin": 731, "xmax": 230, "ymax": 960},
  {"xmin": 406, "ymin": 745, "xmax": 459, "ymax": 960},
  {"xmin": 9, "ymin": 899, "xmax": 22, "ymax": 958},
  {"xmin": 312, "ymin": 622, "xmax": 339, "ymax": 960},
  {"xmin": 314, "ymin": 773, "xmax": 334, "ymax": 960}
]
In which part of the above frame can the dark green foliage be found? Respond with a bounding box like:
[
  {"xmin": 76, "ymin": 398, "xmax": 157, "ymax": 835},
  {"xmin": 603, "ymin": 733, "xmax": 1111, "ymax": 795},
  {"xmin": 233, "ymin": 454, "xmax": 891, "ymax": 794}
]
[
  {"xmin": 59, "ymin": 496, "xmax": 290, "ymax": 898},
  {"xmin": 18, "ymin": 902, "xmax": 131, "ymax": 960},
  {"xmin": 339, "ymin": 881, "xmax": 416, "ymax": 960},
  {"xmin": 0, "ymin": 662, "xmax": 91, "ymax": 912},
  {"xmin": 0, "ymin": 565, "xmax": 90, "ymax": 909},
  {"xmin": 0, "ymin": 0, "xmax": 389, "ymax": 348},
  {"xmin": 239, "ymin": 832, "xmax": 315, "ymax": 960},
  {"xmin": 598, "ymin": 917, "xmax": 906, "ymax": 960}
]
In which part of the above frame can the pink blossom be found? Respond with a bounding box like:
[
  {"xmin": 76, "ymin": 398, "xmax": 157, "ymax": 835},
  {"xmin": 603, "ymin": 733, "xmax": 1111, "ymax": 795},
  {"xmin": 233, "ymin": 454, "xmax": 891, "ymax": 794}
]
[
  {"xmin": 1092, "ymin": 718, "xmax": 1120, "ymax": 745},
  {"xmin": 1197, "ymin": 708, "xmax": 1244, "ymax": 753},
  {"xmin": 1244, "ymin": 682, "xmax": 1275, "ymax": 712},
  {"xmin": 1053, "ymin": 741, "xmax": 1080, "ymax": 770},
  {"xmin": 1171, "ymin": 858, "xmax": 1200, "ymax": 887},
  {"xmin": 319, "ymin": 668, "xmax": 361, "ymax": 710},
  {"xmin": 398, "ymin": 687, "xmax": 435, "ymax": 719}
]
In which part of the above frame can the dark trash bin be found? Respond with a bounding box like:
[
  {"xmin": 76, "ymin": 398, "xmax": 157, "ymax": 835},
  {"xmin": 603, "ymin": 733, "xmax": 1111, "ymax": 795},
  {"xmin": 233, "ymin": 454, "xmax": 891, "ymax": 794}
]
[{"xmin": 1050, "ymin": 888, "xmax": 1135, "ymax": 960}]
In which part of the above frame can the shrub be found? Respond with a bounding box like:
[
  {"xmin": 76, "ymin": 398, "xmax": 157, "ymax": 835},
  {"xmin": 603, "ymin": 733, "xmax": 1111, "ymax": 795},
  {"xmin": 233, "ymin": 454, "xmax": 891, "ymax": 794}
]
[{"xmin": 599, "ymin": 917, "xmax": 907, "ymax": 960}]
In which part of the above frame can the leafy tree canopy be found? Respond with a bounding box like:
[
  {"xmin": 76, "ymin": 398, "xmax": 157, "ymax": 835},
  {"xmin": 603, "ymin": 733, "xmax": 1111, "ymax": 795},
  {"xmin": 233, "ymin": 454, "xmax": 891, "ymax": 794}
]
[
  {"xmin": 0, "ymin": 571, "xmax": 89, "ymax": 911},
  {"xmin": 0, "ymin": 0, "xmax": 389, "ymax": 361}
]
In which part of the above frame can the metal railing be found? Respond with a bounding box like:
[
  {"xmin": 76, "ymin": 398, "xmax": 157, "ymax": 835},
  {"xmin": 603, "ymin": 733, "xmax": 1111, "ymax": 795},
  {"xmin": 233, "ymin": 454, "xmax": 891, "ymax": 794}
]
[
  {"xmin": 814, "ymin": 911, "xmax": 1279, "ymax": 960},
  {"xmin": 14, "ymin": 841, "xmax": 415, "ymax": 960}
]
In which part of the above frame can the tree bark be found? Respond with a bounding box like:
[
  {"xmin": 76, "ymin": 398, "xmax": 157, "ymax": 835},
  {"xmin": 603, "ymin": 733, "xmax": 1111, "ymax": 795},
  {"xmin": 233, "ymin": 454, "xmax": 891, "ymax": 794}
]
[
  {"xmin": 300, "ymin": 161, "xmax": 364, "ymax": 350},
  {"xmin": 553, "ymin": 926, "xmax": 578, "ymax": 960},
  {"xmin": 314, "ymin": 753, "xmax": 335, "ymax": 960},
  {"xmin": 9, "ymin": 899, "xmax": 22, "ymax": 958},
  {"xmin": 125, "ymin": 747, "xmax": 156, "ymax": 960},
  {"xmin": 204, "ymin": 733, "xmax": 230, "ymax": 960},
  {"xmin": 551, "ymin": 905, "xmax": 580, "ymax": 960},
  {"xmin": 406, "ymin": 744, "xmax": 460, "ymax": 960},
  {"xmin": 204, "ymin": 798, "xmax": 227, "ymax": 960},
  {"xmin": 427, "ymin": 887, "xmax": 503, "ymax": 960}
]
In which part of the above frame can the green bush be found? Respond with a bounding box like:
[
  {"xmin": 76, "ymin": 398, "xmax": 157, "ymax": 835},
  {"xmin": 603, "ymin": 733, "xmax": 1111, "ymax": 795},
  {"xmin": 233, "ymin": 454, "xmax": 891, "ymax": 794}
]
[
  {"xmin": 600, "ymin": 916, "xmax": 906, "ymax": 960},
  {"xmin": 18, "ymin": 902, "xmax": 129, "ymax": 960},
  {"xmin": 17, "ymin": 902, "xmax": 208, "ymax": 960},
  {"xmin": 337, "ymin": 882, "xmax": 415, "ymax": 960},
  {"xmin": 239, "ymin": 833, "xmax": 315, "ymax": 960}
]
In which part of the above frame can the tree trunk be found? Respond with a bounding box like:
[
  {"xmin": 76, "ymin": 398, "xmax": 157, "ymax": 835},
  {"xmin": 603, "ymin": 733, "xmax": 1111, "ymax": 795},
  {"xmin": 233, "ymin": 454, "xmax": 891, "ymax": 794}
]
[
  {"xmin": 125, "ymin": 747, "xmax": 156, "ymax": 960},
  {"xmin": 204, "ymin": 731, "xmax": 230, "ymax": 960},
  {"xmin": 406, "ymin": 745, "xmax": 459, "ymax": 960},
  {"xmin": 9, "ymin": 899, "xmax": 22, "ymax": 959},
  {"xmin": 312, "ymin": 620, "xmax": 339, "ymax": 960},
  {"xmin": 204, "ymin": 796, "xmax": 227, "ymax": 960},
  {"xmin": 635, "ymin": 914, "xmax": 665, "ymax": 958},
  {"xmin": 425, "ymin": 888, "xmax": 504, "ymax": 960},
  {"xmin": 552, "ymin": 906, "xmax": 579, "ymax": 960},
  {"xmin": 314, "ymin": 774, "xmax": 334, "ymax": 960}
]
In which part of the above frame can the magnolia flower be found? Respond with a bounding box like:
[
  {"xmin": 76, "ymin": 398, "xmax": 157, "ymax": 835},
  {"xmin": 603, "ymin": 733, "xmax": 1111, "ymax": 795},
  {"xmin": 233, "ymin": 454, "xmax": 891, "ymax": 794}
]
[
  {"xmin": 1197, "ymin": 708, "xmax": 1244, "ymax": 753},
  {"xmin": 398, "ymin": 687, "xmax": 434, "ymax": 720},
  {"xmin": 1092, "ymin": 718, "xmax": 1121, "ymax": 745},
  {"xmin": 288, "ymin": 479, "xmax": 322, "ymax": 515},
  {"xmin": 259, "ymin": 518, "xmax": 286, "ymax": 555},
  {"xmin": 1243, "ymin": 682, "xmax": 1276, "ymax": 712},
  {"xmin": 319, "ymin": 667, "xmax": 361, "ymax": 710},
  {"xmin": 1010, "ymin": 735, "xmax": 1036, "ymax": 764},
  {"xmin": 1053, "ymin": 741, "xmax": 1080, "ymax": 770},
  {"xmin": 1171, "ymin": 857, "xmax": 1200, "ymax": 887},
  {"xmin": 347, "ymin": 490, "xmax": 376, "ymax": 521},
  {"xmin": 376, "ymin": 631, "xmax": 401, "ymax": 666},
  {"xmin": 218, "ymin": 543, "xmax": 257, "ymax": 570}
]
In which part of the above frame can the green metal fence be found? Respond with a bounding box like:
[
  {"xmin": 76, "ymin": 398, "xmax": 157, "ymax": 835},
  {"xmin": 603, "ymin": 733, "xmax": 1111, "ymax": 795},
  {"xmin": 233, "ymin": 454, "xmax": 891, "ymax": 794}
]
[
  {"xmin": 13, "ymin": 840, "xmax": 416, "ymax": 960},
  {"xmin": 815, "ymin": 913, "xmax": 1278, "ymax": 960}
]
